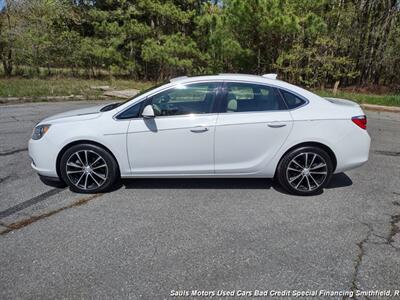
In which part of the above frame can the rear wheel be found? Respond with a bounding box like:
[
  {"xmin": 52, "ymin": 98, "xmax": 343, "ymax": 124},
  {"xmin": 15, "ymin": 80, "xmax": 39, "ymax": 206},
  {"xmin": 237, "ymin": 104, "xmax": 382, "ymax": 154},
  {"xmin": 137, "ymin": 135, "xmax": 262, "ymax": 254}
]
[
  {"xmin": 277, "ymin": 146, "xmax": 333, "ymax": 196},
  {"xmin": 59, "ymin": 143, "xmax": 119, "ymax": 193}
]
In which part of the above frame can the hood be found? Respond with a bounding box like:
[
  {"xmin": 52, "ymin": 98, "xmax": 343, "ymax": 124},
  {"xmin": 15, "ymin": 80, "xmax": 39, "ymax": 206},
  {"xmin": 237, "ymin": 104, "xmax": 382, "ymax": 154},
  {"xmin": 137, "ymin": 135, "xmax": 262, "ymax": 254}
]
[{"xmin": 40, "ymin": 105, "xmax": 106, "ymax": 123}]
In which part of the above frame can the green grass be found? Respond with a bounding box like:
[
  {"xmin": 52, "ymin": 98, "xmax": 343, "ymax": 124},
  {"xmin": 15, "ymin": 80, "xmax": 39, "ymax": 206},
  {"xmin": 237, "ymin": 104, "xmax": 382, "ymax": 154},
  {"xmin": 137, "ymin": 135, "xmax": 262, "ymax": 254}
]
[
  {"xmin": 0, "ymin": 78, "xmax": 154, "ymax": 99},
  {"xmin": 0, "ymin": 77, "xmax": 399, "ymax": 107},
  {"xmin": 315, "ymin": 90, "xmax": 400, "ymax": 107}
]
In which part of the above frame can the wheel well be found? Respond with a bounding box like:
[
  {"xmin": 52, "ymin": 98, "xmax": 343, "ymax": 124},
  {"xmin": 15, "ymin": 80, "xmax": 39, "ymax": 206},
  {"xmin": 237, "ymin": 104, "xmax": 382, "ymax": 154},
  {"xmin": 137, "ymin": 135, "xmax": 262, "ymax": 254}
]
[
  {"xmin": 278, "ymin": 142, "xmax": 337, "ymax": 172},
  {"xmin": 56, "ymin": 140, "xmax": 121, "ymax": 180}
]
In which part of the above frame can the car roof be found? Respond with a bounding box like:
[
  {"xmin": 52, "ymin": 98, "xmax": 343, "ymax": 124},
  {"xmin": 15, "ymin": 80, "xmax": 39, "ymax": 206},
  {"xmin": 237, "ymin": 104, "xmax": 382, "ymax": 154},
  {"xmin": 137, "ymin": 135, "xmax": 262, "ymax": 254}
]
[
  {"xmin": 170, "ymin": 73, "xmax": 279, "ymax": 84},
  {"xmin": 170, "ymin": 74, "xmax": 310, "ymax": 94}
]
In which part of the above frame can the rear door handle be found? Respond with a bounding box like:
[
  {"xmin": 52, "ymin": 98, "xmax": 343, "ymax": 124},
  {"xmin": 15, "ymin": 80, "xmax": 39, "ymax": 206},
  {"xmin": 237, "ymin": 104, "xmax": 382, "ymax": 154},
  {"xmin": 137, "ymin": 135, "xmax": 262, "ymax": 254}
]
[
  {"xmin": 190, "ymin": 126, "xmax": 209, "ymax": 133},
  {"xmin": 267, "ymin": 122, "xmax": 287, "ymax": 128}
]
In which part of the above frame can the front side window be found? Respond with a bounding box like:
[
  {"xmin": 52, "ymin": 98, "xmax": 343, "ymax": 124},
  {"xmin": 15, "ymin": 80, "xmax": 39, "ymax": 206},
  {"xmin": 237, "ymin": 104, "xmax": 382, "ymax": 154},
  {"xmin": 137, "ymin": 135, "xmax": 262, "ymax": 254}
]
[
  {"xmin": 223, "ymin": 83, "xmax": 286, "ymax": 113},
  {"xmin": 150, "ymin": 82, "xmax": 218, "ymax": 116}
]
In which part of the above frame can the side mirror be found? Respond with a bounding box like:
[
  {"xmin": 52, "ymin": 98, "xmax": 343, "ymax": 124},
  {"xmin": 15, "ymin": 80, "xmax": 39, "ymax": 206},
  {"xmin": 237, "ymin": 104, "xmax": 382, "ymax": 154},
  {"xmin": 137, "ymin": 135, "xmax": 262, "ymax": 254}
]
[{"xmin": 142, "ymin": 105, "xmax": 155, "ymax": 118}]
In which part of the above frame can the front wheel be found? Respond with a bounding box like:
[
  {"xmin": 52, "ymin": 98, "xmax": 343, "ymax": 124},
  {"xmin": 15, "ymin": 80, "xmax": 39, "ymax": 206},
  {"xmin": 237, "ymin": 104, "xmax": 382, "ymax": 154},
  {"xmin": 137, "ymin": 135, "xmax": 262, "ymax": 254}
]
[
  {"xmin": 276, "ymin": 146, "xmax": 333, "ymax": 196},
  {"xmin": 59, "ymin": 144, "xmax": 119, "ymax": 193}
]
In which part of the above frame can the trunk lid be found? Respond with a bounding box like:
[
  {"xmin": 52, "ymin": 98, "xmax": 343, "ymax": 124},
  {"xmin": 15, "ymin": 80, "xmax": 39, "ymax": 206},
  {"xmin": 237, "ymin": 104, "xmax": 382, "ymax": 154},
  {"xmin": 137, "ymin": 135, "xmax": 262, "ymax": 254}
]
[
  {"xmin": 323, "ymin": 97, "xmax": 365, "ymax": 120},
  {"xmin": 324, "ymin": 97, "xmax": 360, "ymax": 107}
]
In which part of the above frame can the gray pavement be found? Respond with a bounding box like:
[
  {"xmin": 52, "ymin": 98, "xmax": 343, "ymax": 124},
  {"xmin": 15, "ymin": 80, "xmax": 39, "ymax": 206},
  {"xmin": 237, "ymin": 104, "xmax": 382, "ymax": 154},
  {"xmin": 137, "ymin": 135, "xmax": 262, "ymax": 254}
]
[{"xmin": 0, "ymin": 101, "xmax": 399, "ymax": 299}]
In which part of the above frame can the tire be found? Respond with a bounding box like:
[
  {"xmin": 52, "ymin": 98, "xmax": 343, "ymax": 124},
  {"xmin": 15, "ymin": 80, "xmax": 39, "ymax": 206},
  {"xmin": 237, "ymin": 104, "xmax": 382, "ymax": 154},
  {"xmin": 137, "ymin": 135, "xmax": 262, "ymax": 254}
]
[
  {"xmin": 59, "ymin": 143, "xmax": 119, "ymax": 193},
  {"xmin": 276, "ymin": 146, "xmax": 333, "ymax": 196}
]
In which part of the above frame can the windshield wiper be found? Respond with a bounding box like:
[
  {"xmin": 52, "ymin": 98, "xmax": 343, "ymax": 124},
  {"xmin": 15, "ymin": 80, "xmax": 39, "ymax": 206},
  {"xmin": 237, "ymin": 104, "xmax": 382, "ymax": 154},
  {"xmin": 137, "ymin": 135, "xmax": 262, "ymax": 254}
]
[{"xmin": 100, "ymin": 102, "xmax": 122, "ymax": 112}]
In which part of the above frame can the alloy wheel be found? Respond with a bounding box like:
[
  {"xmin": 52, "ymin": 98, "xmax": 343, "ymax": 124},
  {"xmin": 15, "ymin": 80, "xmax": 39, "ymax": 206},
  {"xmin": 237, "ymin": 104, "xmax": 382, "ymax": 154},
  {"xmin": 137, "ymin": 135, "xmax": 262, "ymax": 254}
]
[
  {"xmin": 286, "ymin": 152, "xmax": 328, "ymax": 192},
  {"xmin": 65, "ymin": 150, "xmax": 108, "ymax": 191}
]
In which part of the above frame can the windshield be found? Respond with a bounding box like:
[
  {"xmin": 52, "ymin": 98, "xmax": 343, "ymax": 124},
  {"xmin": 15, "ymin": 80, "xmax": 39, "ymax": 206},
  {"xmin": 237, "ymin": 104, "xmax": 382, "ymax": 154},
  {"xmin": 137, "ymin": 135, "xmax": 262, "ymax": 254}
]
[{"xmin": 100, "ymin": 81, "xmax": 168, "ymax": 112}]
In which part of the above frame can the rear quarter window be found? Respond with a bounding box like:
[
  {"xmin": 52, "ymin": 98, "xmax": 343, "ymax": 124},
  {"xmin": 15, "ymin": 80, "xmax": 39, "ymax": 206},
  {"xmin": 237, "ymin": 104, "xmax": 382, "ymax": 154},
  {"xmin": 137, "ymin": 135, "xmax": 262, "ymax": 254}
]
[{"xmin": 280, "ymin": 90, "xmax": 307, "ymax": 109}]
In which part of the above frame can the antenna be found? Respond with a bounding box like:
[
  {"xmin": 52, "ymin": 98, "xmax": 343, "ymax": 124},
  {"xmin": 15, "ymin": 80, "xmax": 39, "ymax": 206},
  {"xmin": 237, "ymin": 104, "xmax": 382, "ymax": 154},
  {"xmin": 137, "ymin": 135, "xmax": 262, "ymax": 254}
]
[
  {"xmin": 170, "ymin": 76, "xmax": 188, "ymax": 82},
  {"xmin": 262, "ymin": 73, "xmax": 278, "ymax": 80}
]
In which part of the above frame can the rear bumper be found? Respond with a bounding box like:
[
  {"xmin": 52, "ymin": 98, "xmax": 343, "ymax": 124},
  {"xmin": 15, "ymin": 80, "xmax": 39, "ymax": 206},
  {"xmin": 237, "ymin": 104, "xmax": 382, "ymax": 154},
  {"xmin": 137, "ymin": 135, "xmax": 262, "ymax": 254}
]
[{"xmin": 334, "ymin": 129, "xmax": 371, "ymax": 173}]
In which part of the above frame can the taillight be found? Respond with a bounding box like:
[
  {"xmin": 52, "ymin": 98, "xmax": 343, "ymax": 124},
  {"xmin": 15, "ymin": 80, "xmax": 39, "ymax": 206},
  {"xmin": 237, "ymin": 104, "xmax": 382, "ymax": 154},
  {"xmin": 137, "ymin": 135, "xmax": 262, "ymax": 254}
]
[{"xmin": 352, "ymin": 115, "xmax": 367, "ymax": 130}]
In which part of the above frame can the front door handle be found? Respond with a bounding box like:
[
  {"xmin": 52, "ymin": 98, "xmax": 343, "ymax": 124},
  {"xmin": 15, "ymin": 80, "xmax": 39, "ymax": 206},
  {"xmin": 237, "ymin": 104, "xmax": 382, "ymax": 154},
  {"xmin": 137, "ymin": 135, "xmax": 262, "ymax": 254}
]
[
  {"xmin": 267, "ymin": 122, "xmax": 287, "ymax": 128},
  {"xmin": 190, "ymin": 126, "xmax": 209, "ymax": 133}
]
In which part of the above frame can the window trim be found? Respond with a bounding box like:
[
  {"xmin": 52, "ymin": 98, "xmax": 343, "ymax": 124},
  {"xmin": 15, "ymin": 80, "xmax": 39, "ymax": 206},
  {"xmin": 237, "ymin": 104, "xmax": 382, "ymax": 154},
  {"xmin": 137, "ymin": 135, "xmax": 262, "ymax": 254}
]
[{"xmin": 114, "ymin": 79, "xmax": 310, "ymax": 120}]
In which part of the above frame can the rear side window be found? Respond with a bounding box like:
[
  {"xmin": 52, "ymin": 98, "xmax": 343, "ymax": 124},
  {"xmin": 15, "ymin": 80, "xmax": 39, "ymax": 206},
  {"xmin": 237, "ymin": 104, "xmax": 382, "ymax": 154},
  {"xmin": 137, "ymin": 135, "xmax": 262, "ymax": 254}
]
[
  {"xmin": 222, "ymin": 83, "xmax": 286, "ymax": 113},
  {"xmin": 280, "ymin": 90, "xmax": 307, "ymax": 109}
]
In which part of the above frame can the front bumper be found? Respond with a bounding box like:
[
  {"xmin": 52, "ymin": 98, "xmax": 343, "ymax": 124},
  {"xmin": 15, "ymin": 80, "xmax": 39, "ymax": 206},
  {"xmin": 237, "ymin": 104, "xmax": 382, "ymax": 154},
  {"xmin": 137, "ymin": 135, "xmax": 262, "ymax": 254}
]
[{"xmin": 28, "ymin": 138, "xmax": 59, "ymax": 178}]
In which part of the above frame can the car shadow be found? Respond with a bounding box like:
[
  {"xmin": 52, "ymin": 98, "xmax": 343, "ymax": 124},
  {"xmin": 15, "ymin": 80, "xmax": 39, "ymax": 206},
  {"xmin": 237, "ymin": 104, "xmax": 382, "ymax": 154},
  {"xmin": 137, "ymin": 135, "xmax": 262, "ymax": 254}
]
[
  {"xmin": 326, "ymin": 172, "xmax": 353, "ymax": 189},
  {"xmin": 120, "ymin": 172, "xmax": 352, "ymax": 193},
  {"xmin": 122, "ymin": 178, "xmax": 273, "ymax": 190}
]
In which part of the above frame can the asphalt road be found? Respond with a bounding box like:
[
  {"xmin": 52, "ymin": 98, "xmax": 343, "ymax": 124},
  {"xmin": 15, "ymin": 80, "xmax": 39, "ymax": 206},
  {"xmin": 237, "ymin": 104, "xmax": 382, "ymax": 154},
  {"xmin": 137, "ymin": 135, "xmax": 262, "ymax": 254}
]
[{"xmin": 0, "ymin": 101, "xmax": 399, "ymax": 299}]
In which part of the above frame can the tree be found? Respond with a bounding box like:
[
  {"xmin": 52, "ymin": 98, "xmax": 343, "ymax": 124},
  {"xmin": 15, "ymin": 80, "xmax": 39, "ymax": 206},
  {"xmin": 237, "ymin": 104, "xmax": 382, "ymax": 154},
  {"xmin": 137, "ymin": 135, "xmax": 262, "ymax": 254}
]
[
  {"xmin": 0, "ymin": 0, "xmax": 399, "ymax": 87},
  {"xmin": 194, "ymin": 2, "xmax": 248, "ymax": 73},
  {"xmin": 0, "ymin": 0, "xmax": 22, "ymax": 76}
]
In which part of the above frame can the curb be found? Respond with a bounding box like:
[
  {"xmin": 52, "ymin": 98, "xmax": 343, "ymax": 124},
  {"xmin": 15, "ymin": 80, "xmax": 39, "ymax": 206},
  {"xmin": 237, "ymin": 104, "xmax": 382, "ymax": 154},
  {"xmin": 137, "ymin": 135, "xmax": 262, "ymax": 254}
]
[
  {"xmin": 0, "ymin": 95, "xmax": 86, "ymax": 104},
  {"xmin": 0, "ymin": 95, "xmax": 123, "ymax": 105},
  {"xmin": 361, "ymin": 104, "xmax": 400, "ymax": 113}
]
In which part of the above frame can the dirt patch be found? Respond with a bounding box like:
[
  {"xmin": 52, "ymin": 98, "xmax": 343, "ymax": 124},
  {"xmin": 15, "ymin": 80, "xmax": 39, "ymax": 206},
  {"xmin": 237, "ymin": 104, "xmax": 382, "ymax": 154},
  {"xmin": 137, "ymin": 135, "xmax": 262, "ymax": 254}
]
[{"xmin": 0, "ymin": 194, "xmax": 102, "ymax": 235}]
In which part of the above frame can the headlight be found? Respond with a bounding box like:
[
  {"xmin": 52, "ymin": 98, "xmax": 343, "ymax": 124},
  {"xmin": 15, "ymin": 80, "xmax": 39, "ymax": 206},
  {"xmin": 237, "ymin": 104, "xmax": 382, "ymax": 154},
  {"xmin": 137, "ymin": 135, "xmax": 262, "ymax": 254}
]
[{"xmin": 32, "ymin": 124, "xmax": 51, "ymax": 140}]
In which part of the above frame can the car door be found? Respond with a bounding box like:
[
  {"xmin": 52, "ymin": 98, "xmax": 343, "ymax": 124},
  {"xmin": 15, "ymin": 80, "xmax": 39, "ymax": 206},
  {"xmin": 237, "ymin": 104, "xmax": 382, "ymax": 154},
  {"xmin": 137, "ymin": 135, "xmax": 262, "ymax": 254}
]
[
  {"xmin": 126, "ymin": 82, "xmax": 220, "ymax": 174},
  {"xmin": 214, "ymin": 81, "xmax": 293, "ymax": 175}
]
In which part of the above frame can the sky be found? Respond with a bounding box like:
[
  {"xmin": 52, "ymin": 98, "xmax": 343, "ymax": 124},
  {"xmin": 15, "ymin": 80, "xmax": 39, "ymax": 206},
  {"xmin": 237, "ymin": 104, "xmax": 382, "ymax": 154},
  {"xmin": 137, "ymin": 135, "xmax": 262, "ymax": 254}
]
[{"xmin": 0, "ymin": 0, "xmax": 5, "ymax": 12}]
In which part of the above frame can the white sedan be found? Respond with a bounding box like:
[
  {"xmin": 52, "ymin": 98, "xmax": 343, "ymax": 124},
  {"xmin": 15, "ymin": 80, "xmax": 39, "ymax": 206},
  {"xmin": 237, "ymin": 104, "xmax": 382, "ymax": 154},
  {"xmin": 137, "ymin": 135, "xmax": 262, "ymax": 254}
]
[{"xmin": 28, "ymin": 74, "xmax": 370, "ymax": 195}]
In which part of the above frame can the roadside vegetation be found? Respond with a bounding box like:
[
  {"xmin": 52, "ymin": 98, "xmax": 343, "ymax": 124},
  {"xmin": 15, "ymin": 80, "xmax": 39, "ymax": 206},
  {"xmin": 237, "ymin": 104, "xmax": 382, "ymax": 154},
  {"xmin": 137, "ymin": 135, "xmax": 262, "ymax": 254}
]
[
  {"xmin": 1, "ymin": 76, "xmax": 398, "ymax": 107},
  {"xmin": 0, "ymin": 1, "xmax": 399, "ymax": 105},
  {"xmin": 0, "ymin": 77, "xmax": 152, "ymax": 99},
  {"xmin": 315, "ymin": 90, "xmax": 400, "ymax": 107}
]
